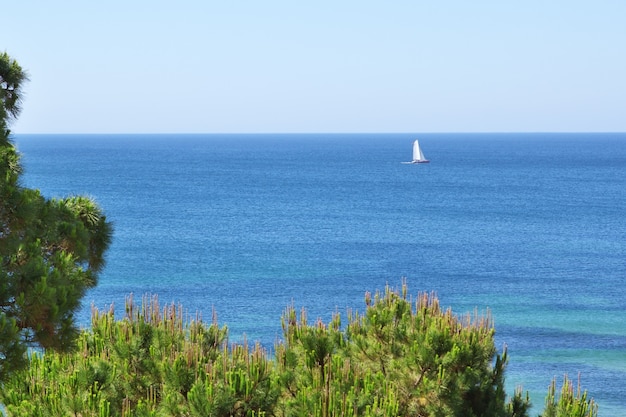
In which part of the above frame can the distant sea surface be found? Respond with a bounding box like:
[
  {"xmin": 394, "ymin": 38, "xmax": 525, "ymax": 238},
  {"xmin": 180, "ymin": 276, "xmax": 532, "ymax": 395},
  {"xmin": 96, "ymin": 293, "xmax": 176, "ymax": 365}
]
[{"xmin": 14, "ymin": 133, "xmax": 626, "ymax": 416}]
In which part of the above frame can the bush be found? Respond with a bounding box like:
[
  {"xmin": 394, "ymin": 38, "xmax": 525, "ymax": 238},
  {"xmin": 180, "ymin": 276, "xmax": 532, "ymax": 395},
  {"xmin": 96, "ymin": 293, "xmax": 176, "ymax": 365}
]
[{"xmin": 0, "ymin": 284, "xmax": 597, "ymax": 417}]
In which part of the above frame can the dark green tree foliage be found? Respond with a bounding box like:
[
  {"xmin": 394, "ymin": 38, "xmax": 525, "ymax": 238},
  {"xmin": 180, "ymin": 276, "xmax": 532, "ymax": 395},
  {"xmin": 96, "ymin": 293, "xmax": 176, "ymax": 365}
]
[
  {"xmin": 278, "ymin": 283, "xmax": 529, "ymax": 417},
  {"xmin": 0, "ymin": 52, "xmax": 113, "ymax": 381},
  {"xmin": 277, "ymin": 303, "xmax": 400, "ymax": 416},
  {"xmin": 541, "ymin": 375, "xmax": 598, "ymax": 417},
  {"xmin": 4, "ymin": 285, "xmax": 600, "ymax": 417},
  {"xmin": 344, "ymin": 286, "xmax": 513, "ymax": 417}
]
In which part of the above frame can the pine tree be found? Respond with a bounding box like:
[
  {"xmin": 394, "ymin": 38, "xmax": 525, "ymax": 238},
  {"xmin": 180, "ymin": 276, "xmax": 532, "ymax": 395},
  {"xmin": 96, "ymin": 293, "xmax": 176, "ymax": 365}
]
[{"xmin": 0, "ymin": 52, "xmax": 113, "ymax": 382}]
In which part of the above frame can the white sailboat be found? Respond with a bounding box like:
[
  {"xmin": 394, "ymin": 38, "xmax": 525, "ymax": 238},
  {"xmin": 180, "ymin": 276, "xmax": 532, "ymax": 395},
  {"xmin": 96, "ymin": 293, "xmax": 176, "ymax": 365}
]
[{"xmin": 402, "ymin": 139, "xmax": 430, "ymax": 164}]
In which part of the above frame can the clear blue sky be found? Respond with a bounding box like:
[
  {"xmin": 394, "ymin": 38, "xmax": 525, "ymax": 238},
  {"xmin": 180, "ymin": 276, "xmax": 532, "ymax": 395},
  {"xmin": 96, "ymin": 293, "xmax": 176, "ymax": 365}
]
[{"xmin": 3, "ymin": 1, "xmax": 625, "ymax": 133}]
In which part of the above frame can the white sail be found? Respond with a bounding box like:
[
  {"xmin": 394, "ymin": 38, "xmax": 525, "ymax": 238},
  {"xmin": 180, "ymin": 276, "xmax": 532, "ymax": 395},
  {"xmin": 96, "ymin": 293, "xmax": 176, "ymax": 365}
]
[
  {"xmin": 412, "ymin": 139, "xmax": 429, "ymax": 163},
  {"xmin": 413, "ymin": 140, "xmax": 422, "ymax": 161},
  {"xmin": 402, "ymin": 139, "xmax": 430, "ymax": 164}
]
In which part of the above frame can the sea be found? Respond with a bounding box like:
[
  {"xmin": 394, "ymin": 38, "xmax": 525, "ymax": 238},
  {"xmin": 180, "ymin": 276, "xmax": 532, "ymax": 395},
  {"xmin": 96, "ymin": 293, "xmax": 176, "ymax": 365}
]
[{"xmin": 13, "ymin": 133, "xmax": 626, "ymax": 416}]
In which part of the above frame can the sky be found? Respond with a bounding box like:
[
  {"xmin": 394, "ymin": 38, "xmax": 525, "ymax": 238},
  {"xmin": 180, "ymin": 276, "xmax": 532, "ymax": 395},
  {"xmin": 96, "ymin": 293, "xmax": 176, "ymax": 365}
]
[{"xmin": 2, "ymin": 1, "xmax": 625, "ymax": 134}]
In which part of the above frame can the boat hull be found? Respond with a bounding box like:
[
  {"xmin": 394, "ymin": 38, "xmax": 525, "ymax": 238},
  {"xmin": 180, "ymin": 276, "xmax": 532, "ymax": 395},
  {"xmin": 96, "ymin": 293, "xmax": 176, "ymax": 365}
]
[{"xmin": 401, "ymin": 160, "xmax": 430, "ymax": 164}]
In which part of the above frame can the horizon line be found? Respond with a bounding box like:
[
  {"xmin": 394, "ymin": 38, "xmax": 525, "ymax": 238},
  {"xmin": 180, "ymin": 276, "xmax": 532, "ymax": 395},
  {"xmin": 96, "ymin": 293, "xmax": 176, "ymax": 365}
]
[{"xmin": 12, "ymin": 131, "xmax": 626, "ymax": 136}]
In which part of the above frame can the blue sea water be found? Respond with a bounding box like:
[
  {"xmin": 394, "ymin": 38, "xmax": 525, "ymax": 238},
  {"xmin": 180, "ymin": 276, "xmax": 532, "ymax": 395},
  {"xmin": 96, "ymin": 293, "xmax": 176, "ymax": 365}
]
[{"xmin": 13, "ymin": 133, "xmax": 626, "ymax": 416}]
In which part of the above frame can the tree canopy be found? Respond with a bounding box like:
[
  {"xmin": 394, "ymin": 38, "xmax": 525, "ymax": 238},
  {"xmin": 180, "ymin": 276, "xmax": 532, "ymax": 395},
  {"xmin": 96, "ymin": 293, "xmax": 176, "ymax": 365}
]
[
  {"xmin": 0, "ymin": 52, "xmax": 113, "ymax": 381},
  {"xmin": 0, "ymin": 285, "xmax": 598, "ymax": 417}
]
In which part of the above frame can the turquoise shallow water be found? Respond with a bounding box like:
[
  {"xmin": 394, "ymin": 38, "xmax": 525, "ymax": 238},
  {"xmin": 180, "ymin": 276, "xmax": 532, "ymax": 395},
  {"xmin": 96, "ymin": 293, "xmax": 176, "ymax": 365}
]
[{"xmin": 14, "ymin": 133, "xmax": 626, "ymax": 416}]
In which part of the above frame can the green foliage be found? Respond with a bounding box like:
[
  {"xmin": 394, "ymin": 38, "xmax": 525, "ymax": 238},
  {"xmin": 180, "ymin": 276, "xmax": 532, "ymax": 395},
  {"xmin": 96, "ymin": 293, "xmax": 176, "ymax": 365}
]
[
  {"xmin": 343, "ymin": 285, "xmax": 516, "ymax": 417},
  {"xmin": 0, "ymin": 313, "xmax": 26, "ymax": 382},
  {"xmin": 277, "ymin": 305, "xmax": 399, "ymax": 416},
  {"xmin": 0, "ymin": 295, "xmax": 232, "ymax": 417},
  {"xmin": 5, "ymin": 284, "xmax": 589, "ymax": 417},
  {"xmin": 541, "ymin": 375, "xmax": 598, "ymax": 417},
  {"xmin": 0, "ymin": 52, "xmax": 28, "ymax": 136},
  {"xmin": 1, "ymin": 52, "xmax": 113, "ymax": 381},
  {"xmin": 274, "ymin": 283, "xmax": 531, "ymax": 417}
]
